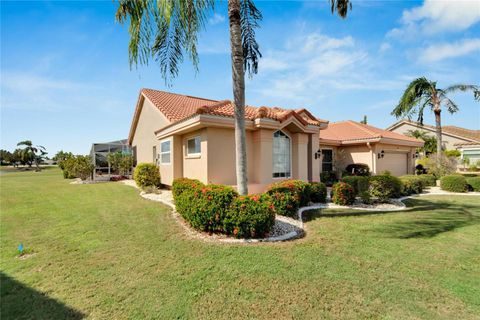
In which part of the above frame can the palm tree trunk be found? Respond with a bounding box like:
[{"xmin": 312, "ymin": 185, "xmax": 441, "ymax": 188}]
[
  {"xmin": 228, "ymin": 0, "xmax": 248, "ymax": 195},
  {"xmin": 434, "ymin": 108, "xmax": 443, "ymax": 165}
]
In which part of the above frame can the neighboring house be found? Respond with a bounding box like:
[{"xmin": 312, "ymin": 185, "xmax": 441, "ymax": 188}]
[
  {"xmin": 128, "ymin": 89, "xmax": 327, "ymax": 193},
  {"xmin": 318, "ymin": 121, "xmax": 424, "ymax": 176},
  {"xmin": 90, "ymin": 139, "xmax": 131, "ymax": 179},
  {"xmin": 387, "ymin": 119, "xmax": 480, "ymax": 167}
]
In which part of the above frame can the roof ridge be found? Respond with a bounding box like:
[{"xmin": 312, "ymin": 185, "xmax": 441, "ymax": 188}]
[
  {"xmin": 347, "ymin": 120, "xmax": 380, "ymax": 138},
  {"xmin": 142, "ymin": 88, "xmax": 219, "ymax": 102}
]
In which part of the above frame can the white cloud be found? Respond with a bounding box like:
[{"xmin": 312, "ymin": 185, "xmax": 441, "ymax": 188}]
[
  {"xmin": 388, "ymin": 0, "xmax": 480, "ymax": 37},
  {"xmin": 379, "ymin": 42, "xmax": 391, "ymax": 53},
  {"xmin": 419, "ymin": 38, "xmax": 480, "ymax": 63},
  {"xmin": 208, "ymin": 13, "xmax": 225, "ymax": 25}
]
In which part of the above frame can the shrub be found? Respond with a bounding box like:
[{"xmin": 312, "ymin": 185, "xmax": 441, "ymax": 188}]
[
  {"xmin": 341, "ymin": 176, "xmax": 369, "ymax": 196},
  {"xmin": 177, "ymin": 184, "xmax": 238, "ymax": 232},
  {"xmin": 415, "ymin": 164, "xmax": 426, "ymax": 175},
  {"xmin": 331, "ymin": 182, "xmax": 355, "ymax": 206},
  {"xmin": 369, "ymin": 175, "xmax": 402, "ymax": 202},
  {"xmin": 424, "ymin": 154, "xmax": 457, "ymax": 178},
  {"xmin": 399, "ymin": 175, "xmax": 424, "ymax": 195},
  {"xmin": 320, "ymin": 171, "xmax": 337, "ymax": 186},
  {"xmin": 344, "ymin": 163, "xmax": 370, "ymax": 176},
  {"xmin": 60, "ymin": 155, "xmax": 94, "ymax": 180},
  {"xmin": 61, "ymin": 157, "xmax": 77, "ymax": 179},
  {"xmin": 224, "ymin": 194, "xmax": 276, "ymax": 238},
  {"xmin": 133, "ymin": 163, "xmax": 161, "ymax": 189},
  {"xmin": 466, "ymin": 177, "xmax": 480, "ymax": 192},
  {"xmin": 309, "ymin": 182, "xmax": 327, "ymax": 203},
  {"xmin": 444, "ymin": 150, "xmax": 461, "ymax": 158},
  {"xmin": 172, "ymin": 178, "xmax": 204, "ymax": 198},
  {"xmin": 359, "ymin": 190, "xmax": 372, "ymax": 204},
  {"xmin": 440, "ymin": 175, "xmax": 467, "ymax": 193},
  {"xmin": 417, "ymin": 174, "xmax": 436, "ymax": 187},
  {"xmin": 266, "ymin": 180, "xmax": 311, "ymax": 217}
]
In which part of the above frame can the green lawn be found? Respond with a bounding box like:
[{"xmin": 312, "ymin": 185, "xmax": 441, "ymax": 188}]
[{"xmin": 1, "ymin": 168, "xmax": 479, "ymax": 319}]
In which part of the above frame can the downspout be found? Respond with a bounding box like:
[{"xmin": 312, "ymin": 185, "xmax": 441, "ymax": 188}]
[{"xmin": 366, "ymin": 142, "xmax": 375, "ymax": 174}]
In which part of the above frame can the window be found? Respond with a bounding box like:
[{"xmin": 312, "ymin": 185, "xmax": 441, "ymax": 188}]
[
  {"xmin": 187, "ymin": 136, "xmax": 201, "ymax": 156},
  {"xmin": 321, "ymin": 149, "xmax": 333, "ymax": 172},
  {"xmin": 152, "ymin": 146, "xmax": 157, "ymax": 163},
  {"xmin": 159, "ymin": 140, "xmax": 171, "ymax": 164},
  {"xmin": 272, "ymin": 130, "xmax": 291, "ymax": 178}
]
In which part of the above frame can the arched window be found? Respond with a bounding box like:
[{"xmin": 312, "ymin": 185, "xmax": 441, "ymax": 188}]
[{"xmin": 272, "ymin": 130, "xmax": 291, "ymax": 178}]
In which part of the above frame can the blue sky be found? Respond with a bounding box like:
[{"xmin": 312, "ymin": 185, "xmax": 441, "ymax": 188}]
[{"xmin": 1, "ymin": 0, "xmax": 479, "ymax": 155}]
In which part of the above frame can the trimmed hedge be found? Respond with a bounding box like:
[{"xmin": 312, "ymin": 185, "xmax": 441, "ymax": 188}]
[
  {"xmin": 466, "ymin": 177, "xmax": 480, "ymax": 192},
  {"xmin": 224, "ymin": 194, "xmax": 276, "ymax": 238},
  {"xmin": 341, "ymin": 176, "xmax": 369, "ymax": 196},
  {"xmin": 440, "ymin": 175, "xmax": 467, "ymax": 193},
  {"xmin": 399, "ymin": 175, "xmax": 424, "ymax": 195},
  {"xmin": 332, "ymin": 182, "xmax": 355, "ymax": 205},
  {"xmin": 134, "ymin": 163, "xmax": 161, "ymax": 188},
  {"xmin": 369, "ymin": 175, "xmax": 402, "ymax": 202},
  {"xmin": 172, "ymin": 178, "xmax": 204, "ymax": 198},
  {"xmin": 417, "ymin": 174, "xmax": 436, "ymax": 187},
  {"xmin": 266, "ymin": 180, "xmax": 311, "ymax": 217},
  {"xmin": 309, "ymin": 182, "xmax": 327, "ymax": 203},
  {"xmin": 172, "ymin": 178, "xmax": 276, "ymax": 238}
]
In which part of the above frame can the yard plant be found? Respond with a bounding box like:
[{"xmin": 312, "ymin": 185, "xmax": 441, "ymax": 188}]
[
  {"xmin": 331, "ymin": 182, "xmax": 355, "ymax": 205},
  {"xmin": 440, "ymin": 175, "xmax": 467, "ymax": 193},
  {"xmin": 399, "ymin": 175, "xmax": 424, "ymax": 195},
  {"xmin": 466, "ymin": 177, "xmax": 480, "ymax": 192},
  {"xmin": 369, "ymin": 174, "xmax": 402, "ymax": 202},
  {"xmin": 133, "ymin": 163, "xmax": 161, "ymax": 189}
]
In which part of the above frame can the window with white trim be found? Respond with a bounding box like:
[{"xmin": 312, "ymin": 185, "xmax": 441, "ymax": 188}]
[
  {"xmin": 272, "ymin": 130, "xmax": 291, "ymax": 178},
  {"xmin": 159, "ymin": 140, "xmax": 171, "ymax": 164},
  {"xmin": 186, "ymin": 136, "xmax": 201, "ymax": 156}
]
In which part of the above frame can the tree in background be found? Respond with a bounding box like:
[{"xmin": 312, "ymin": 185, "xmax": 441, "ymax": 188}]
[
  {"xmin": 392, "ymin": 77, "xmax": 479, "ymax": 165},
  {"xmin": 107, "ymin": 151, "xmax": 134, "ymax": 176},
  {"xmin": 53, "ymin": 150, "xmax": 74, "ymax": 170},
  {"xmin": 0, "ymin": 150, "xmax": 13, "ymax": 166},
  {"xmin": 405, "ymin": 129, "xmax": 437, "ymax": 155},
  {"xmin": 16, "ymin": 140, "xmax": 47, "ymax": 171},
  {"xmin": 115, "ymin": 0, "xmax": 352, "ymax": 194}
]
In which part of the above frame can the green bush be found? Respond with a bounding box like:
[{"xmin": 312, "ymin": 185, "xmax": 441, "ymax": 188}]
[
  {"xmin": 417, "ymin": 174, "xmax": 436, "ymax": 187},
  {"xmin": 60, "ymin": 155, "xmax": 94, "ymax": 180},
  {"xmin": 224, "ymin": 194, "xmax": 276, "ymax": 238},
  {"xmin": 341, "ymin": 176, "xmax": 370, "ymax": 196},
  {"xmin": 172, "ymin": 178, "xmax": 204, "ymax": 198},
  {"xmin": 266, "ymin": 180, "xmax": 311, "ymax": 217},
  {"xmin": 440, "ymin": 175, "xmax": 467, "ymax": 193},
  {"xmin": 133, "ymin": 163, "xmax": 161, "ymax": 189},
  {"xmin": 309, "ymin": 182, "xmax": 327, "ymax": 203},
  {"xmin": 61, "ymin": 157, "xmax": 77, "ymax": 179},
  {"xmin": 331, "ymin": 182, "xmax": 355, "ymax": 206},
  {"xmin": 466, "ymin": 177, "xmax": 480, "ymax": 192},
  {"xmin": 369, "ymin": 175, "xmax": 402, "ymax": 202},
  {"xmin": 399, "ymin": 175, "xmax": 424, "ymax": 195},
  {"xmin": 176, "ymin": 184, "xmax": 238, "ymax": 232},
  {"xmin": 320, "ymin": 171, "xmax": 337, "ymax": 186}
]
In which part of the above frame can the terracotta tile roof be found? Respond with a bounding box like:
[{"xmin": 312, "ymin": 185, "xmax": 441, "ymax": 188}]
[
  {"xmin": 141, "ymin": 88, "xmax": 326, "ymax": 126},
  {"xmin": 141, "ymin": 88, "xmax": 219, "ymax": 122},
  {"xmin": 320, "ymin": 120, "xmax": 423, "ymax": 144}
]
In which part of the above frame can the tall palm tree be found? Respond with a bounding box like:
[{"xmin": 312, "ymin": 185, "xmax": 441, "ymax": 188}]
[
  {"xmin": 392, "ymin": 77, "xmax": 479, "ymax": 164},
  {"xmin": 116, "ymin": 0, "xmax": 351, "ymax": 194}
]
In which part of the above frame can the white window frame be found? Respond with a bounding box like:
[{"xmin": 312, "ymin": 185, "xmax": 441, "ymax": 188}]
[
  {"xmin": 272, "ymin": 130, "xmax": 292, "ymax": 179},
  {"xmin": 159, "ymin": 139, "xmax": 171, "ymax": 165},
  {"xmin": 186, "ymin": 136, "xmax": 202, "ymax": 158}
]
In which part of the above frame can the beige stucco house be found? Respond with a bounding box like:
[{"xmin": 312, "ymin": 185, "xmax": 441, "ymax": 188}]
[
  {"xmin": 128, "ymin": 89, "xmax": 424, "ymax": 193},
  {"xmin": 318, "ymin": 121, "xmax": 424, "ymax": 176},
  {"xmin": 129, "ymin": 89, "xmax": 327, "ymax": 193},
  {"xmin": 387, "ymin": 119, "xmax": 480, "ymax": 167}
]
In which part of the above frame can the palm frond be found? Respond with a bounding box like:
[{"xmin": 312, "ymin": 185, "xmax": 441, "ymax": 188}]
[
  {"xmin": 330, "ymin": 0, "xmax": 352, "ymax": 18},
  {"xmin": 443, "ymin": 97, "xmax": 459, "ymax": 114},
  {"xmin": 241, "ymin": 0, "xmax": 262, "ymax": 77},
  {"xmin": 444, "ymin": 84, "xmax": 479, "ymax": 94},
  {"xmin": 115, "ymin": 0, "xmax": 215, "ymax": 84},
  {"xmin": 391, "ymin": 77, "xmax": 433, "ymax": 120}
]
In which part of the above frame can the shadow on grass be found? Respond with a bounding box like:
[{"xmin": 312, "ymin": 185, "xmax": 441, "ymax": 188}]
[
  {"xmin": 0, "ymin": 272, "xmax": 85, "ymax": 320},
  {"xmin": 303, "ymin": 198, "xmax": 480, "ymax": 239}
]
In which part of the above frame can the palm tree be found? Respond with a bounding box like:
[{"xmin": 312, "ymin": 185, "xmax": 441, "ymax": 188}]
[
  {"xmin": 392, "ymin": 77, "xmax": 479, "ymax": 164},
  {"xmin": 17, "ymin": 140, "xmax": 47, "ymax": 171},
  {"xmin": 115, "ymin": 0, "xmax": 351, "ymax": 194},
  {"xmin": 405, "ymin": 129, "xmax": 436, "ymax": 155}
]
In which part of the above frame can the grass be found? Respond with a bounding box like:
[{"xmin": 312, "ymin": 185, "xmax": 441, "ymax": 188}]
[{"xmin": 1, "ymin": 168, "xmax": 480, "ymax": 319}]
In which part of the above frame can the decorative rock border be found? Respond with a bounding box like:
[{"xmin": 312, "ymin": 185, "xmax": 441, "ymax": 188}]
[{"xmin": 121, "ymin": 180, "xmax": 479, "ymax": 244}]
